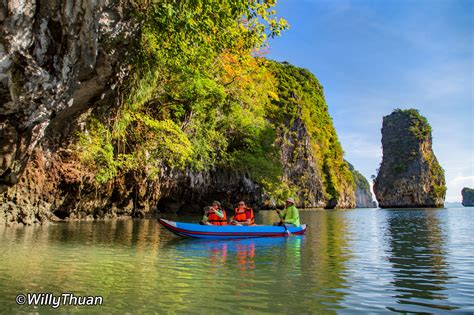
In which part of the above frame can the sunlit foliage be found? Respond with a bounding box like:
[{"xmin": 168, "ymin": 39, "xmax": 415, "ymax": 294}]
[
  {"xmin": 78, "ymin": 1, "xmax": 353, "ymax": 204},
  {"xmin": 79, "ymin": 0, "xmax": 288, "ymax": 184}
]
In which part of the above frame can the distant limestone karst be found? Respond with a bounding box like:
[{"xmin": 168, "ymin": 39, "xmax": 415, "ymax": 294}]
[
  {"xmin": 374, "ymin": 109, "xmax": 446, "ymax": 208},
  {"xmin": 347, "ymin": 162, "xmax": 376, "ymax": 208},
  {"xmin": 462, "ymin": 187, "xmax": 474, "ymax": 207}
]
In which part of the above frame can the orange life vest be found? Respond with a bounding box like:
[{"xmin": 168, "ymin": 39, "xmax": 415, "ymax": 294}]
[
  {"xmin": 234, "ymin": 207, "xmax": 254, "ymax": 225},
  {"xmin": 207, "ymin": 209, "xmax": 227, "ymax": 226}
]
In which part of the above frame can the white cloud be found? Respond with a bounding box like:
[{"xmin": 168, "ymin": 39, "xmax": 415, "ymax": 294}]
[
  {"xmin": 446, "ymin": 175, "xmax": 474, "ymax": 202},
  {"xmin": 340, "ymin": 133, "xmax": 381, "ymax": 159}
]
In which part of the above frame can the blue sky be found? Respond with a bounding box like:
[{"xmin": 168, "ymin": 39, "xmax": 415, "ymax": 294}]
[{"xmin": 267, "ymin": 0, "xmax": 473, "ymax": 202}]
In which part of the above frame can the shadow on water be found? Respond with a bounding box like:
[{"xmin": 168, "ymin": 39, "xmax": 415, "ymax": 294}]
[
  {"xmin": 164, "ymin": 236, "xmax": 301, "ymax": 268},
  {"xmin": 383, "ymin": 209, "xmax": 456, "ymax": 312},
  {"xmin": 0, "ymin": 219, "xmax": 166, "ymax": 249}
]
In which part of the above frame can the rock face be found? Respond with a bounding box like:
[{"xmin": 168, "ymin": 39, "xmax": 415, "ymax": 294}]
[
  {"xmin": 0, "ymin": 0, "xmax": 137, "ymax": 187},
  {"xmin": 277, "ymin": 115, "xmax": 326, "ymax": 208},
  {"xmin": 462, "ymin": 187, "xmax": 474, "ymax": 207},
  {"xmin": 0, "ymin": 0, "xmax": 140, "ymax": 225},
  {"xmin": 347, "ymin": 162, "xmax": 376, "ymax": 208},
  {"xmin": 0, "ymin": 2, "xmax": 355, "ymax": 225},
  {"xmin": 374, "ymin": 109, "xmax": 446, "ymax": 208}
]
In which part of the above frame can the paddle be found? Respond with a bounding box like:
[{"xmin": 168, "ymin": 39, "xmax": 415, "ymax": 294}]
[
  {"xmin": 282, "ymin": 223, "xmax": 291, "ymax": 236},
  {"xmin": 275, "ymin": 209, "xmax": 291, "ymax": 236}
]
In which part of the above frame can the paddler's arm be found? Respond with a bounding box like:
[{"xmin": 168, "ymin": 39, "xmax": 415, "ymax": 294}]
[{"xmin": 277, "ymin": 208, "xmax": 287, "ymax": 219}]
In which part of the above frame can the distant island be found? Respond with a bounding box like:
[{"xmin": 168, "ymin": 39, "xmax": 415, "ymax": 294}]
[{"xmin": 462, "ymin": 188, "xmax": 474, "ymax": 207}]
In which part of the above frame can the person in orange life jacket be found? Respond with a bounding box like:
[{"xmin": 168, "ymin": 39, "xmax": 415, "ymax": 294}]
[
  {"xmin": 230, "ymin": 201, "xmax": 254, "ymax": 226},
  {"xmin": 202, "ymin": 201, "xmax": 227, "ymax": 226}
]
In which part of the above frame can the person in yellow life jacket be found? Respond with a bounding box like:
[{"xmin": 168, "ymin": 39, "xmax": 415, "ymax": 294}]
[
  {"xmin": 203, "ymin": 201, "xmax": 227, "ymax": 226},
  {"xmin": 274, "ymin": 197, "xmax": 300, "ymax": 227},
  {"xmin": 230, "ymin": 201, "xmax": 254, "ymax": 226}
]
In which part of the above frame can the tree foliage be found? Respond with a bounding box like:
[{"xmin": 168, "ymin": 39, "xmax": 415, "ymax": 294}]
[
  {"xmin": 78, "ymin": 1, "xmax": 353, "ymax": 205},
  {"xmin": 78, "ymin": 0, "xmax": 288, "ymax": 184}
]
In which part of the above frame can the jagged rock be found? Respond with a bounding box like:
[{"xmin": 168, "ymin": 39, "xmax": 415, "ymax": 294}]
[
  {"xmin": 462, "ymin": 187, "xmax": 474, "ymax": 207},
  {"xmin": 0, "ymin": 0, "xmax": 139, "ymax": 224},
  {"xmin": 347, "ymin": 162, "xmax": 376, "ymax": 208},
  {"xmin": 277, "ymin": 115, "xmax": 326, "ymax": 208},
  {"xmin": 374, "ymin": 109, "xmax": 446, "ymax": 208},
  {"xmin": 0, "ymin": 0, "xmax": 138, "ymax": 193}
]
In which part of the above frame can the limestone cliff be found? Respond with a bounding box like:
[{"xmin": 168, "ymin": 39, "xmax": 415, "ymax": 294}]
[
  {"xmin": 347, "ymin": 162, "xmax": 376, "ymax": 208},
  {"xmin": 268, "ymin": 62, "xmax": 355, "ymax": 209},
  {"xmin": 1, "ymin": 1, "xmax": 355, "ymax": 225},
  {"xmin": 462, "ymin": 187, "xmax": 474, "ymax": 207},
  {"xmin": 374, "ymin": 109, "xmax": 446, "ymax": 208},
  {"xmin": 1, "ymin": 0, "xmax": 142, "ymax": 225}
]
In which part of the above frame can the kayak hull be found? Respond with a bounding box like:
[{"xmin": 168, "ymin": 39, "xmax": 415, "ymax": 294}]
[{"xmin": 158, "ymin": 219, "xmax": 307, "ymax": 239}]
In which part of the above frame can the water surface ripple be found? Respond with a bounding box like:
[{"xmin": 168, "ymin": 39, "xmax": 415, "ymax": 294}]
[{"xmin": 1, "ymin": 208, "xmax": 473, "ymax": 313}]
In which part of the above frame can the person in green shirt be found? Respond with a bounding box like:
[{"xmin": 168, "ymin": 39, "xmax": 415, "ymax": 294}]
[{"xmin": 274, "ymin": 198, "xmax": 300, "ymax": 227}]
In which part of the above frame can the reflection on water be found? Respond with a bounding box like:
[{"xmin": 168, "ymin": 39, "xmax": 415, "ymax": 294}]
[
  {"xmin": 385, "ymin": 209, "xmax": 454, "ymax": 312},
  {"xmin": 297, "ymin": 210, "xmax": 352, "ymax": 312},
  {"xmin": 1, "ymin": 208, "xmax": 474, "ymax": 313},
  {"xmin": 161, "ymin": 233, "xmax": 306, "ymax": 314}
]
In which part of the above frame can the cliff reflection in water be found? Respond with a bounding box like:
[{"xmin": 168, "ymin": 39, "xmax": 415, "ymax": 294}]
[
  {"xmin": 384, "ymin": 209, "xmax": 455, "ymax": 312},
  {"xmin": 298, "ymin": 210, "xmax": 352, "ymax": 312}
]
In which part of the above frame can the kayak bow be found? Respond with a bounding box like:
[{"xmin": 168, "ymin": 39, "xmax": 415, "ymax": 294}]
[{"xmin": 158, "ymin": 219, "xmax": 307, "ymax": 239}]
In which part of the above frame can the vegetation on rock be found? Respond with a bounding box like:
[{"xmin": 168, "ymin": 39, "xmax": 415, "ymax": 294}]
[
  {"xmin": 79, "ymin": 1, "xmax": 286, "ymax": 183},
  {"xmin": 78, "ymin": 0, "xmax": 354, "ymax": 207},
  {"xmin": 267, "ymin": 62, "xmax": 355, "ymax": 207}
]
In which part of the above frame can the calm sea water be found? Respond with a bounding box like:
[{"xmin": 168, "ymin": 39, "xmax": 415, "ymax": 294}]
[{"xmin": 1, "ymin": 208, "xmax": 473, "ymax": 313}]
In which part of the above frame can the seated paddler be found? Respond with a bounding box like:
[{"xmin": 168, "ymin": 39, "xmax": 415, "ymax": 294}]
[
  {"xmin": 230, "ymin": 201, "xmax": 254, "ymax": 226},
  {"xmin": 202, "ymin": 201, "xmax": 227, "ymax": 226},
  {"xmin": 274, "ymin": 197, "xmax": 300, "ymax": 227}
]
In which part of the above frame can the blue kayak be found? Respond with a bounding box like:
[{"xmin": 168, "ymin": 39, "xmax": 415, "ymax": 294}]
[{"xmin": 158, "ymin": 219, "xmax": 307, "ymax": 239}]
